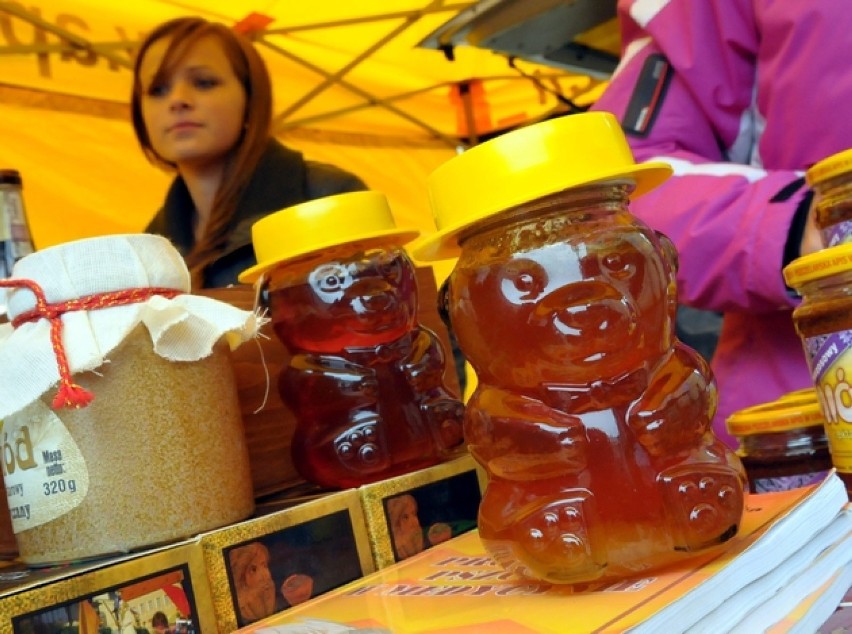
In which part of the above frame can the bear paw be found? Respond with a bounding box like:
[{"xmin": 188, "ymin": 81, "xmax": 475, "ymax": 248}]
[
  {"xmin": 508, "ymin": 491, "xmax": 606, "ymax": 582},
  {"xmin": 333, "ymin": 419, "xmax": 389, "ymax": 471},
  {"xmin": 423, "ymin": 398, "xmax": 465, "ymax": 452},
  {"xmin": 659, "ymin": 465, "xmax": 744, "ymax": 551}
]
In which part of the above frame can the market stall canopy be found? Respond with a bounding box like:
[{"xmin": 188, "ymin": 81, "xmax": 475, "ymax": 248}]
[{"xmin": 0, "ymin": 0, "xmax": 619, "ymax": 259}]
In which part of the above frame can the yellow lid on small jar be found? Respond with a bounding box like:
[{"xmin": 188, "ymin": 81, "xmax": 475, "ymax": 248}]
[
  {"xmin": 239, "ymin": 191, "xmax": 420, "ymax": 284},
  {"xmin": 413, "ymin": 112, "xmax": 672, "ymax": 262},
  {"xmin": 806, "ymin": 148, "xmax": 852, "ymax": 188},
  {"xmin": 725, "ymin": 399, "xmax": 826, "ymax": 436},
  {"xmin": 782, "ymin": 242, "xmax": 852, "ymax": 288}
]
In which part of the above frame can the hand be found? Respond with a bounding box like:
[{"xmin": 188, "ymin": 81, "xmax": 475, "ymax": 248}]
[
  {"xmin": 281, "ymin": 574, "xmax": 313, "ymax": 606},
  {"xmin": 427, "ymin": 522, "xmax": 453, "ymax": 545},
  {"xmin": 799, "ymin": 197, "xmax": 823, "ymax": 257}
]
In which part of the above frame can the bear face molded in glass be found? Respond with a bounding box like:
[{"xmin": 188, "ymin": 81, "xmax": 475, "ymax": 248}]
[{"xmin": 267, "ymin": 245, "xmax": 465, "ymax": 489}]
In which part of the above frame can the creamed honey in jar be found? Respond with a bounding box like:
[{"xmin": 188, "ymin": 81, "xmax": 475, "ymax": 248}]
[
  {"xmin": 784, "ymin": 242, "xmax": 852, "ymax": 498},
  {"xmin": 807, "ymin": 148, "xmax": 852, "ymax": 248},
  {"xmin": 0, "ymin": 234, "xmax": 259, "ymax": 565},
  {"xmin": 413, "ymin": 112, "xmax": 747, "ymax": 585}
]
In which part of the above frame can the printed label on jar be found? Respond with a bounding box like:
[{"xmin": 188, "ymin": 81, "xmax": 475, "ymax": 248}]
[
  {"xmin": 804, "ymin": 329, "xmax": 852, "ymax": 472},
  {"xmin": 752, "ymin": 471, "xmax": 829, "ymax": 494},
  {"xmin": 1, "ymin": 400, "xmax": 90, "ymax": 533},
  {"xmin": 822, "ymin": 220, "xmax": 852, "ymax": 248}
]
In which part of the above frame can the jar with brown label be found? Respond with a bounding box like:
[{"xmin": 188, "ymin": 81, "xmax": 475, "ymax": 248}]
[
  {"xmin": 726, "ymin": 394, "xmax": 832, "ymax": 493},
  {"xmin": 0, "ymin": 234, "xmax": 261, "ymax": 565},
  {"xmin": 806, "ymin": 148, "xmax": 852, "ymax": 248},
  {"xmin": 784, "ymin": 242, "xmax": 852, "ymax": 499}
]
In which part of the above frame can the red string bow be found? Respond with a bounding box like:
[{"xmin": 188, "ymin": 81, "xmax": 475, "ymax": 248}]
[{"xmin": 1, "ymin": 279, "xmax": 181, "ymax": 409}]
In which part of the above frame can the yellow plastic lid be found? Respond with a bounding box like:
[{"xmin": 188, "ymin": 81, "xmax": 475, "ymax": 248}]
[
  {"xmin": 238, "ymin": 191, "xmax": 420, "ymax": 284},
  {"xmin": 806, "ymin": 148, "xmax": 852, "ymax": 188},
  {"xmin": 776, "ymin": 388, "xmax": 818, "ymax": 404},
  {"xmin": 725, "ymin": 399, "xmax": 826, "ymax": 436},
  {"xmin": 782, "ymin": 242, "xmax": 852, "ymax": 288},
  {"xmin": 412, "ymin": 112, "xmax": 672, "ymax": 262}
]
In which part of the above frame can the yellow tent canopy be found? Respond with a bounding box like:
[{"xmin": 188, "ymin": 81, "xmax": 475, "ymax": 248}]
[{"xmin": 0, "ymin": 1, "xmax": 616, "ymax": 266}]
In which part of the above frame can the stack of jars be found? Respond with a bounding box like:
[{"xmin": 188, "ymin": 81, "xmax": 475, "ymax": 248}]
[{"xmin": 782, "ymin": 147, "xmax": 852, "ymax": 499}]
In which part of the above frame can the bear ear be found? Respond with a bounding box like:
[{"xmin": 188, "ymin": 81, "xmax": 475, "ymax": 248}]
[{"xmin": 654, "ymin": 230, "xmax": 679, "ymax": 274}]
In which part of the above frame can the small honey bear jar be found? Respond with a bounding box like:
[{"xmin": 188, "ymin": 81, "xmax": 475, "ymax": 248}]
[
  {"xmin": 413, "ymin": 112, "xmax": 746, "ymax": 585},
  {"xmin": 239, "ymin": 191, "xmax": 465, "ymax": 489}
]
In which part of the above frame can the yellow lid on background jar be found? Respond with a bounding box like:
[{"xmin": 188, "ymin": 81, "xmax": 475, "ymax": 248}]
[
  {"xmin": 776, "ymin": 387, "xmax": 817, "ymax": 403},
  {"xmin": 413, "ymin": 112, "xmax": 672, "ymax": 261},
  {"xmin": 782, "ymin": 242, "xmax": 852, "ymax": 288},
  {"xmin": 776, "ymin": 388, "xmax": 818, "ymax": 404},
  {"xmin": 725, "ymin": 399, "xmax": 826, "ymax": 436},
  {"xmin": 806, "ymin": 148, "xmax": 852, "ymax": 187}
]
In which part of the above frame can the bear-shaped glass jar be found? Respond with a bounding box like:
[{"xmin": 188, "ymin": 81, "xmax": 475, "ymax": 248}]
[
  {"xmin": 414, "ymin": 112, "xmax": 747, "ymax": 585},
  {"xmin": 240, "ymin": 191, "xmax": 465, "ymax": 489}
]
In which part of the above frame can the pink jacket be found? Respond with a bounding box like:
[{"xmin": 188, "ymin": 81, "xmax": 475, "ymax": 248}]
[{"xmin": 591, "ymin": 0, "xmax": 852, "ymax": 446}]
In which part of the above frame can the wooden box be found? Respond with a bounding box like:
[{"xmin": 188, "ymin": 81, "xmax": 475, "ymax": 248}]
[
  {"xmin": 199, "ymin": 489, "xmax": 374, "ymax": 632},
  {"xmin": 359, "ymin": 453, "xmax": 485, "ymax": 569},
  {"xmin": 0, "ymin": 540, "xmax": 214, "ymax": 634}
]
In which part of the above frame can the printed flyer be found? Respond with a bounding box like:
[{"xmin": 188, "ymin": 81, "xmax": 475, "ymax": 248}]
[{"xmin": 237, "ymin": 476, "xmax": 848, "ymax": 633}]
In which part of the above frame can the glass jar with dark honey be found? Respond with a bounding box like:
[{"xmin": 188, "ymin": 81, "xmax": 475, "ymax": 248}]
[
  {"xmin": 239, "ymin": 191, "xmax": 465, "ymax": 490},
  {"xmin": 806, "ymin": 148, "xmax": 852, "ymax": 248},
  {"xmin": 413, "ymin": 112, "xmax": 747, "ymax": 585},
  {"xmin": 784, "ymin": 242, "xmax": 852, "ymax": 499},
  {"xmin": 726, "ymin": 395, "xmax": 832, "ymax": 493}
]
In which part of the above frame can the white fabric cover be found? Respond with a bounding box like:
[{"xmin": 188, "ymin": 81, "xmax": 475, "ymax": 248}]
[{"xmin": 0, "ymin": 234, "xmax": 261, "ymax": 419}]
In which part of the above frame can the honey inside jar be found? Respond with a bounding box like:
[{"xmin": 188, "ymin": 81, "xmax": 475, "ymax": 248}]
[
  {"xmin": 413, "ymin": 112, "xmax": 746, "ymax": 585},
  {"xmin": 7, "ymin": 326, "xmax": 255, "ymax": 565},
  {"xmin": 449, "ymin": 188, "xmax": 744, "ymax": 583}
]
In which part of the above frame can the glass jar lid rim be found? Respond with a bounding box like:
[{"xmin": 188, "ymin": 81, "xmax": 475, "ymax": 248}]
[
  {"xmin": 726, "ymin": 399, "xmax": 825, "ymax": 435},
  {"xmin": 783, "ymin": 242, "xmax": 852, "ymax": 287}
]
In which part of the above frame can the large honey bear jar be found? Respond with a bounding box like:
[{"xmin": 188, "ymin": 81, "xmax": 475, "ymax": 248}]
[
  {"xmin": 240, "ymin": 191, "xmax": 465, "ymax": 489},
  {"xmin": 414, "ymin": 113, "xmax": 746, "ymax": 585}
]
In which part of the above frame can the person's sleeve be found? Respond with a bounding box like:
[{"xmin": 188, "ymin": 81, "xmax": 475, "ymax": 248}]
[{"xmin": 591, "ymin": 0, "xmax": 808, "ymax": 313}]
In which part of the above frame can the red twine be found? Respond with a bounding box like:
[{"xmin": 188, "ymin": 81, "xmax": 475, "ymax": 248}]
[{"xmin": 0, "ymin": 279, "xmax": 182, "ymax": 409}]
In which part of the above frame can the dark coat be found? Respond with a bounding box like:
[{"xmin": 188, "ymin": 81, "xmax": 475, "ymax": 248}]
[{"xmin": 145, "ymin": 138, "xmax": 367, "ymax": 288}]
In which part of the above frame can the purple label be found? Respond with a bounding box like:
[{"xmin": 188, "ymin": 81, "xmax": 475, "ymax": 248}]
[
  {"xmin": 753, "ymin": 471, "xmax": 829, "ymax": 493},
  {"xmin": 822, "ymin": 220, "xmax": 852, "ymax": 248},
  {"xmin": 804, "ymin": 331, "xmax": 852, "ymax": 383}
]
